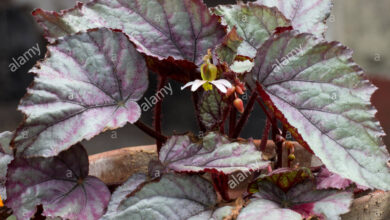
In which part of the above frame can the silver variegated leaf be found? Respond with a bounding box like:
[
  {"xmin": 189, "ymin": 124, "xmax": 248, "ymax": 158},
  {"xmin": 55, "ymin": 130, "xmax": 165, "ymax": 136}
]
[
  {"xmin": 33, "ymin": 0, "xmax": 226, "ymax": 65},
  {"xmin": 251, "ymin": 31, "xmax": 390, "ymax": 190},
  {"xmin": 159, "ymin": 132, "xmax": 269, "ymax": 174},
  {"xmin": 13, "ymin": 28, "xmax": 148, "ymax": 157}
]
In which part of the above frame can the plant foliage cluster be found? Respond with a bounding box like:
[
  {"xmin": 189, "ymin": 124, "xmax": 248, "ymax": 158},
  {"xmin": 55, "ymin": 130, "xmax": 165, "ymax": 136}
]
[{"xmin": 0, "ymin": 0, "xmax": 389, "ymax": 219}]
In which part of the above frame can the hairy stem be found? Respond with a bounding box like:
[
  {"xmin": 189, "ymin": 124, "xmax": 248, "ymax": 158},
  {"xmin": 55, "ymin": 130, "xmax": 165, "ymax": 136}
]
[
  {"xmin": 155, "ymin": 76, "xmax": 167, "ymax": 152},
  {"xmin": 134, "ymin": 121, "xmax": 167, "ymax": 143},
  {"xmin": 231, "ymin": 91, "xmax": 257, "ymax": 138},
  {"xmin": 259, "ymin": 118, "xmax": 271, "ymax": 152},
  {"xmin": 255, "ymin": 98, "xmax": 273, "ymax": 121},
  {"xmin": 254, "ymin": 83, "xmax": 274, "ymax": 121}
]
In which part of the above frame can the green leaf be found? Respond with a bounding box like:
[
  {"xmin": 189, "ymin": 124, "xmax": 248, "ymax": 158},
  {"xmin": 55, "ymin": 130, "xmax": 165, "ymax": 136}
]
[
  {"xmin": 250, "ymin": 31, "xmax": 390, "ymax": 190},
  {"xmin": 215, "ymin": 27, "xmax": 243, "ymax": 65},
  {"xmin": 249, "ymin": 167, "xmax": 312, "ymax": 193},
  {"xmin": 214, "ymin": 3, "xmax": 291, "ymax": 57}
]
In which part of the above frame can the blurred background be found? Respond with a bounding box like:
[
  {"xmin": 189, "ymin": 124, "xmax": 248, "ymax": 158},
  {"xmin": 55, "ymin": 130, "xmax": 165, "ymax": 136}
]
[{"xmin": 0, "ymin": 0, "xmax": 389, "ymax": 155}]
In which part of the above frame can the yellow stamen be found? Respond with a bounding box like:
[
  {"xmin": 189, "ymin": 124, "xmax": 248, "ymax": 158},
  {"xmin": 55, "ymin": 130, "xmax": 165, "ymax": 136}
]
[
  {"xmin": 0, "ymin": 195, "xmax": 3, "ymax": 207},
  {"xmin": 203, "ymin": 82, "xmax": 213, "ymax": 91}
]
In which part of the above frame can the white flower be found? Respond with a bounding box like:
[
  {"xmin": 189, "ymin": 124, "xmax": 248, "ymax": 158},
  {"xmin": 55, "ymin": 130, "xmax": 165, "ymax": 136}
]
[
  {"xmin": 181, "ymin": 49, "xmax": 232, "ymax": 93},
  {"xmin": 181, "ymin": 79, "xmax": 232, "ymax": 93}
]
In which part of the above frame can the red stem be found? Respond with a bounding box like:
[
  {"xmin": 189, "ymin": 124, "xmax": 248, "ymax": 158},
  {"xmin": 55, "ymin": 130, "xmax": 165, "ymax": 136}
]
[
  {"xmin": 231, "ymin": 91, "xmax": 257, "ymax": 138},
  {"xmin": 155, "ymin": 77, "xmax": 167, "ymax": 152},
  {"xmin": 282, "ymin": 126, "xmax": 287, "ymax": 138},
  {"xmin": 255, "ymin": 98, "xmax": 273, "ymax": 121},
  {"xmin": 259, "ymin": 118, "xmax": 271, "ymax": 152},
  {"xmin": 134, "ymin": 121, "xmax": 167, "ymax": 143},
  {"xmin": 228, "ymin": 106, "xmax": 237, "ymax": 138},
  {"xmin": 220, "ymin": 104, "xmax": 231, "ymax": 134},
  {"xmin": 271, "ymin": 115, "xmax": 284, "ymax": 169}
]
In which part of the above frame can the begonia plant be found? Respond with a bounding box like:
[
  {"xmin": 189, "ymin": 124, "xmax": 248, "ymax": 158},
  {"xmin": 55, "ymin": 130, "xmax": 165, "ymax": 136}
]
[{"xmin": 1, "ymin": 0, "xmax": 389, "ymax": 219}]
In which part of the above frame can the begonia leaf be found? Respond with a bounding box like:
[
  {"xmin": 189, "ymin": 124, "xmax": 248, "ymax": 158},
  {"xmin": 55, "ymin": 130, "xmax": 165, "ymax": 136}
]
[
  {"xmin": 199, "ymin": 90, "xmax": 228, "ymax": 130},
  {"xmin": 215, "ymin": 27, "xmax": 243, "ymax": 65},
  {"xmin": 315, "ymin": 166, "xmax": 368, "ymax": 190},
  {"xmin": 249, "ymin": 167, "xmax": 312, "ymax": 193},
  {"xmin": 214, "ymin": 3, "xmax": 291, "ymax": 57},
  {"xmin": 159, "ymin": 132, "xmax": 269, "ymax": 174},
  {"xmin": 250, "ymin": 30, "xmax": 390, "ymax": 190},
  {"xmin": 237, "ymin": 199, "xmax": 302, "ymax": 220},
  {"xmin": 5, "ymin": 144, "xmax": 110, "ymax": 220},
  {"xmin": 106, "ymin": 173, "xmax": 147, "ymax": 214},
  {"xmin": 102, "ymin": 173, "xmax": 232, "ymax": 220},
  {"xmin": 255, "ymin": 0, "xmax": 333, "ymax": 37},
  {"xmin": 0, "ymin": 131, "xmax": 14, "ymax": 201},
  {"xmin": 243, "ymin": 169, "xmax": 353, "ymax": 220},
  {"xmin": 13, "ymin": 28, "xmax": 148, "ymax": 157},
  {"xmin": 33, "ymin": 0, "xmax": 226, "ymax": 66}
]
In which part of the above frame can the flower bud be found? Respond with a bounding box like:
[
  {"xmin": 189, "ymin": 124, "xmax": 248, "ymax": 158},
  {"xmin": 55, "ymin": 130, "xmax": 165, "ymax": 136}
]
[
  {"xmin": 233, "ymin": 98, "xmax": 244, "ymax": 113},
  {"xmin": 285, "ymin": 141, "xmax": 294, "ymax": 150},
  {"xmin": 288, "ymin": 154, "xmax": 296, "ymax": 161},
  {"xmin": 226, "ymin": 87, "xmax": 236, "ymax": 97},
  {"xmin": 235, "ymin": 85, "xmax": 244, "ymax": 95}
]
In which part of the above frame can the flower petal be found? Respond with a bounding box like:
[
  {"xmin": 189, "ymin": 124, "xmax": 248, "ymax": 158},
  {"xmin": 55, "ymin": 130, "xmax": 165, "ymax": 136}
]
[
  {"xmin": 181, "ymin": 81, "xmax": 195, "ymax": 90},
  {"xmin": 211, "ymin": 80, "xmax": 232, "ymax": 93},
  {"xmin": 215, "ymin": 79, "xmax": 232, "ymax": 88},
  {"xmin": 191, "ymin": 80, "xmax": 207, "ymax": 91}
]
